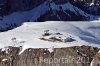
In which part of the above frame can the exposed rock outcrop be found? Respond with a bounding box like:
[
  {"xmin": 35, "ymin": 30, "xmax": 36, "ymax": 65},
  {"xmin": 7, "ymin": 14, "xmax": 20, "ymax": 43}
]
[
  {"xmin": 0, "ymin": 45, "xmax": 99, "ymax": 66},
  {"xmin": 0, "ymin": 46, "xmax": 20, "ymax": 66},
  {"xmin": 1, "ymin": 0, "xmax": 100, "ymax": 15},
  {"xmin": 90, "ymin": 51, "xmax": 100, "ymax": 66}
]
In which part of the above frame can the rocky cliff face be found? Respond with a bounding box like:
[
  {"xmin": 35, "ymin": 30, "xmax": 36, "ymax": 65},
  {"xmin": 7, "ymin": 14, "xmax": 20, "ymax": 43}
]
[
  {"xmin": 1, "ymin": 0, "xmax": 100, "ymax": 15},
  {"xmin": 0, "ymin": 45, "xmax": 99, "ymax": 66},
  {"xmin": 36, "ymin": 9, "xmax": 85, "ymax": 21},
  {"xmin": 90, "ymin": 51, "xmax": 100, "ymax": 66}
]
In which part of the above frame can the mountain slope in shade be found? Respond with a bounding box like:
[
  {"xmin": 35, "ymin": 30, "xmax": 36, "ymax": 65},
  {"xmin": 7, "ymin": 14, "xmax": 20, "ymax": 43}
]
[
  {"xmin": 0, "ymin": 1, "xmax": 100, "ymax": 31},
  {"xmin": 0, "ymin": 21, "xmax": 100, "ymax": 54}
]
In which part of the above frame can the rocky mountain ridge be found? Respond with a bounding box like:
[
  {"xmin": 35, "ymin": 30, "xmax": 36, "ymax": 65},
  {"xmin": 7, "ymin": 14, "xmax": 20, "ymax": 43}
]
[
  {"xmin": 0, "ymin": 0, "xmax": 100, "ymax": 31},
  {"xmin": 0, "ymin": 45, "xmax": 100, "ymax": 66},
  {"xmin": 0, "ymin": 0, "xmax": 100, "ymax": 15}
]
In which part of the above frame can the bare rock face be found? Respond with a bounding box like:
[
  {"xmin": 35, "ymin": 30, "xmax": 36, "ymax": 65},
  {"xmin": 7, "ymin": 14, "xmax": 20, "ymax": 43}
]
[
  {"xmin": 36, "ymin": 10, "xmax": 85, "ymax": 21},
  {"xmin": 0, "ymin": 45, "xmax": 99, "ymax": 66},
  {"xmin": 0, "ymin": 46, "xmax": 20, "ymax": 66},
  {"xmin": 90, "ymin": 51, "xmax": 100, "ymax": 66},
  {"xmin": 53, "ymin": 46, "xmax": 99, "ymax": 66}
]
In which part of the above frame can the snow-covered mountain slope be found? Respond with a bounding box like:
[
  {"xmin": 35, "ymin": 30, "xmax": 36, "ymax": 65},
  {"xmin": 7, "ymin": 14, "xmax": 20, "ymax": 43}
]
[
  {"xmin": 0, "ymin": 21, "xmax": 100, "ymax": 53},
  {"xmin": 0, "ymin": 1, "xmax": 100, "ymax": 31}
]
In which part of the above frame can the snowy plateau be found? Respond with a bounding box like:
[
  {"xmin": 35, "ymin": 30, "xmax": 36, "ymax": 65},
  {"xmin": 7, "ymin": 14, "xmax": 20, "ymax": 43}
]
[
  {"xmin": 0, "ymin": 22, "xmax": 100, "ymax": 66},
  {"xmin": 0, "ymin": 21, "xmax": 100, "ymax": 54}
]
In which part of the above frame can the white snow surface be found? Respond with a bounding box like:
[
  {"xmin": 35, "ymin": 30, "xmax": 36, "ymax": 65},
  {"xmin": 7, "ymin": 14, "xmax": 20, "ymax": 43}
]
[{"xmin": 0, "ymin": 21, "xmax": 100, "ymax": 54}]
